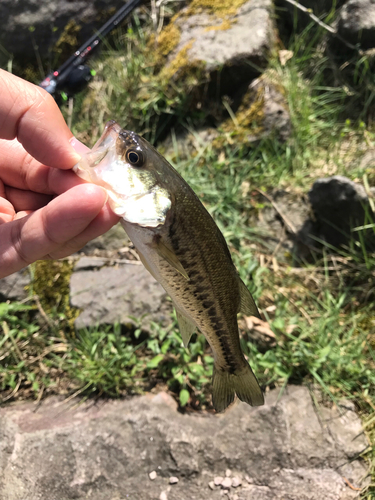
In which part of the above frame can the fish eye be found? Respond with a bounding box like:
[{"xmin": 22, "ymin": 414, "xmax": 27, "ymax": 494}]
[{"xmin": 126, "ymin": 149, "xmax": 144, "ymax": 167}]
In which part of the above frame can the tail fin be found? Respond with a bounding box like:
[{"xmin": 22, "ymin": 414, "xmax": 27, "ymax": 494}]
[{"xmin": 212, "ymin": 364, "xmax": 264, "ymax": 413}]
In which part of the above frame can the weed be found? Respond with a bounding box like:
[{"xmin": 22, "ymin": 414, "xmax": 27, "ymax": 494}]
[{"xmin": 64, "ymin": 324, "xmax": 146, "ymax": 396}]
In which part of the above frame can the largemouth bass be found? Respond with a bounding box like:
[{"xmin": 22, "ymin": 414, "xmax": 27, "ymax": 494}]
[{"xmin": 74, "ymin": 120, "xmax": 264, "ymax": 412}]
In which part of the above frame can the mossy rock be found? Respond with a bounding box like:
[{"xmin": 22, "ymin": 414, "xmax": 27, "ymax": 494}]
[
  {"xmin": 152, "ymin": 0, "xmax": 275, "ymax": 96},
  {"xmin": 214, "ymin": 71, "xmax": 292, "ymax": 149}
]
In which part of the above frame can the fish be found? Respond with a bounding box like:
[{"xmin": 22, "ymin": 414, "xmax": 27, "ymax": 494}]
[{"xmin": 73, "ymin": 120, "xmax": 264, "ymax": 412}]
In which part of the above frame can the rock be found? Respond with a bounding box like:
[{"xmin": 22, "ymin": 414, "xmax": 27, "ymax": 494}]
[
  {"xmin": 162, "ymin": 79, "xmax": 292, "ymax": 158},
  {"xmin": 225, "ymin": 469, "xmax": 232, "ymax": 477},
  {"xmin": 221, "ymin": 477, "xmax": 232, "ymax": 489},
  {"xmin": 0, "ymin": 386, "xmax": 367, "ymax": 500},
  {"xmin": 0, "ymin": 0, "xmax": 134, "ymax": 63},
  {"xmin": 337, "ymin": 0, "xmax": 375, "ymax": 50},
  {"xmin": 160, "ymin": 0, "xmax": 275, "ymax": 95},
  {"xmin": 260, "ymin": 83, "xmax": 291, "ymax": 142},
  {"xmin": 297, "ymin": 175, "xmax": 375, "ymax": 253},
  {"xmin": 247, "ymin": 74, "xmax": 291, "ymax": 142},
  {"xmin": 214, "ymin": 476, "xmax": 224, "ymax": 486},
  {"xmin": 80, "ymin": 224, "xmax": 130, "ymax": 256},
  {"xmin": 169, "ymin": 477, "xmax": 179, "ymax": 484},
  {"xmin": 218, "ymin": 72, "xmax": 292, "ymax": 144},
  {"xmin": 73, "ymin": 257, "xmax": 107, "ymax": 272},
  {"xmin": 149, "ymin": 471, "xmax": 157, "ymax": 480},
  {"xmin": 151, "ymin": 392, "xmax": 178, "ymax": 412},
  {"xmin": 208, "ymin": 481, "xmax": 215, "ymax": 490},
  {"xmin": 232, "ymin": 477, "xmax": 242, "ymax": 488},
  {"xmin": 252, "ymin": 189, "xmax": 310, "ymax": 259},
  {"xmin": 70, "ymin": 262, "xmax": 172, "ymax": 333},
  {"xmin": 0, "ymin": 269, "xmax": 30, "ymax": 301},
  {"xmin": 359, "ymin": 149, "xmax": 375, "ymax": 169}
]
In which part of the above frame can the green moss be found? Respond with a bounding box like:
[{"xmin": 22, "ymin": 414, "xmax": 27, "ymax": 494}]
[
  {"xmin": 22, "ymin": 65, "xmax": 40, "ymax": 84},
  {"xmin": 53, "ymin": 19, "xmax": 81, "ymax": 58},
  {"xmin": 147, "ymin": 12, "xmax": 182, "ymax": 68},
  {"xmin": 159, "ymin": 40, "xmax": 205, "ymax": 82},
  {"xmin": 30, "ymin": 260, "xmax": 79, "ymax": 328},
  {"xmin": 187, "ymin": 0, "xmax": 248, "ymax": 17},
  {"xmin": 230, "ymin": 85, "xmax": 266, "ymax": 131},
  {"xmin": 213, "ymin": 85, "xmax": 266, "ymax": 148},
  {"xmin": 156, "ymin": 22, "xmax": 181, "ymax": 58},
  {"xmin": 204, "ymin": 19, "xmax": 233, "ymax": 32},
  {"xmin": 213, "ymin": 71, "xmax": 289, "ymax": 149},
  {"xmin": 358, "ymin": 316, "xmax": 375, "ymax": 347},
  {"xmin": 53, "ymin": 8, "xmax": 119, "ymax": 59}
]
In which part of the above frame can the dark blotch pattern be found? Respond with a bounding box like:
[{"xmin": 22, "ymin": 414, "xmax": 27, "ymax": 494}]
[
  {"xmin": 188, "ymin": 270, "xmax": 199, "ymax": 278},
  {"xmin": 165, "ymin": 206, "xmax": 241, "ymax": 375},
  {"xmin": 197, "ymin": 293, "xmax": 209, "ymax": 301}
]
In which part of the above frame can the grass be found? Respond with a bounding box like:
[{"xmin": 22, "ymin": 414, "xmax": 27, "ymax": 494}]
[{"xmin": 1, "ymin": 7, "xmax": 375, "ymax": 497}]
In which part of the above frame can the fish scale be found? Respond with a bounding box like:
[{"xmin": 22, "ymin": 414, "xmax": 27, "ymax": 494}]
[
  {"xmin": 166, "ymin": 210, "xmax": 241, "ymax": 372},
  {"xmin": 74, "ymin": 120, "xmax": 264, "ymax": 412},
  {"xmin": 178, "ymin": 222, "xmax": 242, "ymax": 360}
]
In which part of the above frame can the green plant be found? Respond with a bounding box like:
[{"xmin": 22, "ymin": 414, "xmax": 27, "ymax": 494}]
[
  {"xmin": 64, "ymin": 324, "xmax": 147, "ymax": 396},
  {"xmin": 145, "ymin": 319, "xmax": 214, "ymax": 409}
]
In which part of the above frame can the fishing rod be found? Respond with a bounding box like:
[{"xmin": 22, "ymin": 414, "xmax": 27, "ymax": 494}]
[{"xmin": 40, "ymin": 0, "xmax": 143, "ymax": 98}]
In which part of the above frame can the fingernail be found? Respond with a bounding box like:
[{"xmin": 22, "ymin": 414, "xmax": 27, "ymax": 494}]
[{"xmin": 69, "ymin": 136, "xmax": 90, "ymax": 155}]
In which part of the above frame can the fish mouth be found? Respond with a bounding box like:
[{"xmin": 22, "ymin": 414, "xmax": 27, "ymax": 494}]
[
  {"xmin": 72, "ymin": 157, "xmax": 105, "ymax": 185},
  {"xmin": 72, "ymin": 121, "xmax": 123, "ymax": 179},
  {"xmin": 92, "ymin": 121, "xmax": 122, "ymax": 151},
  {"xmin": 72, "ymin": 162, "xmax": 93, "ymax": 183}
]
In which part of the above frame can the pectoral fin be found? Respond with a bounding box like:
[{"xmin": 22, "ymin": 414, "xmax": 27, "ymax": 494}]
[
  {"xmin": 238, "ymin": 278, "xmax": 261, "ymax": 318},
  {"xmin": 154, "ymin": 239, "xmax": 189, "ymax": 280},
  {"xmin": 175, "ymin": 307, "xmax": 196, "ymax": 347}
]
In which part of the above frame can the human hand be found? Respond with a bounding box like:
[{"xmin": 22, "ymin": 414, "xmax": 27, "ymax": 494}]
[{"xmin": 0, "ymin": 69, "xmax": 120, "ymax": 279}]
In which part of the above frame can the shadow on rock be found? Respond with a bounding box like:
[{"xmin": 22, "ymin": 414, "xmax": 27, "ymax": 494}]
[{"xmin": 295, "ymin": 175, "xmax": 375, "ymax": 260}]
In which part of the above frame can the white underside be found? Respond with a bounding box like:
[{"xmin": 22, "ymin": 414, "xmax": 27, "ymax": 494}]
[{"xmin": 121, "ymin": 219, "xmax": 198, "ymax": 326}]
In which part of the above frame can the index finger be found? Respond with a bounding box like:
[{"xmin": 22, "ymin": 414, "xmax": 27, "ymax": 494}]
[
  {"xmin": 0, "ymin": 138, "xmax": 89, "ymax": 194},
  {"xmin": 0, "ymin": 69, "xmax": 81, "ymax": 169}
]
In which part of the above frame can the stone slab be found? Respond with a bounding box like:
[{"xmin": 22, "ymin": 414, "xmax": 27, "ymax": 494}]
[
  {"xmin": 0, "ymin": 386, "xmax": 368, "ymax": 500},
  {"xmin": 70, "ymin": 262, "xmax": 172, "ymax": 333}
]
